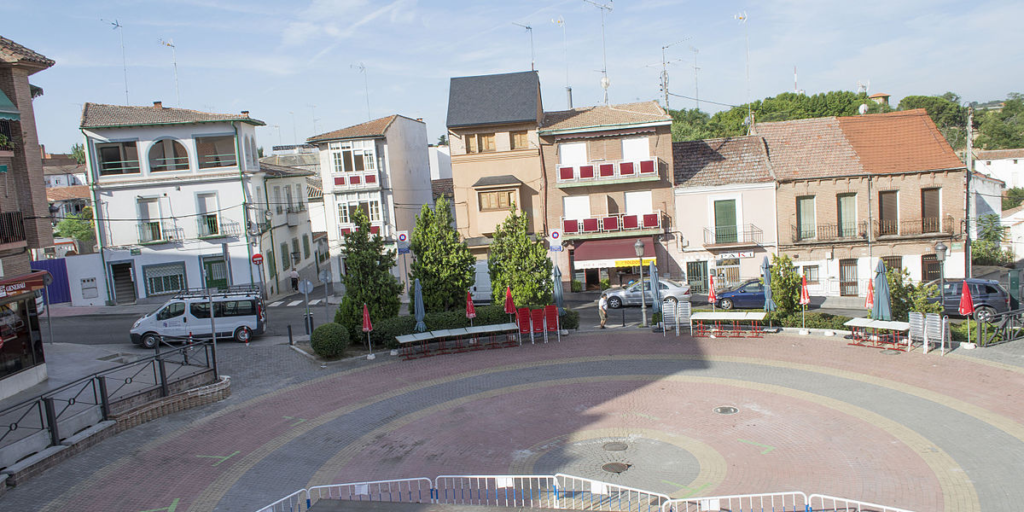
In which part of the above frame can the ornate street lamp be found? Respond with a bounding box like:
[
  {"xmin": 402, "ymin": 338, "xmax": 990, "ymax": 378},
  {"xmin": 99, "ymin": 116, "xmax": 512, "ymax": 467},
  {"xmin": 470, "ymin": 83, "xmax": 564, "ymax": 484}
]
[{"xmin": 634, "ymin": 239, "xmax": 647, "ymax": 327}]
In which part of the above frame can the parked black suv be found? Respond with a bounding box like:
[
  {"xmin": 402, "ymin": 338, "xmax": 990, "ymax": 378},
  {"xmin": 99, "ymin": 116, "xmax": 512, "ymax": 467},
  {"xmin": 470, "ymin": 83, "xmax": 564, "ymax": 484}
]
[{"xmin": 928, "ymin": 278, "xmax": 1010, "ymax": 322}]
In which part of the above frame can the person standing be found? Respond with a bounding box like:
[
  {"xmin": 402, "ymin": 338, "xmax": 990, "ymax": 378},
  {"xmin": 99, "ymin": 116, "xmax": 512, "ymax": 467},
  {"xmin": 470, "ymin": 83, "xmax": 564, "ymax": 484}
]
[
  {"xmin": 289, "ymin": 268, "xmax": 300, "ymax": 291},
  {"xmin": 599, "ymin": 293, "xmax": 608, "ymax": 329}
]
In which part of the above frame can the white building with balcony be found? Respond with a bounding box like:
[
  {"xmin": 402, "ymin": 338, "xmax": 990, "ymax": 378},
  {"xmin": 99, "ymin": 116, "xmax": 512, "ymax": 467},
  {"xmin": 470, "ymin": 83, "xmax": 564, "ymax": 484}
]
[
  {"xmin": 307, "ymin": 115, "xmax": 432, "ymax": 288},
  {"xmin": 76, "ymin": 102, "xmax": 316, "ymax": 305}
]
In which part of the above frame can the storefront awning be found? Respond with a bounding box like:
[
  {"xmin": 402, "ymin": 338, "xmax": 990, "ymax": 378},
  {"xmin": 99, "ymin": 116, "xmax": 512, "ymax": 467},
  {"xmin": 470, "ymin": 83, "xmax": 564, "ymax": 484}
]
[
  {"xmin": 0, "ymin": 89, "xmax": 20, "ymax": 121},
  {"xmin": 573, "ymin": 237, "xmax": 656, "ymax": 270},
  {"xmin": 0, "ymin": 270, "xmax": 50, "ymax": 301}
]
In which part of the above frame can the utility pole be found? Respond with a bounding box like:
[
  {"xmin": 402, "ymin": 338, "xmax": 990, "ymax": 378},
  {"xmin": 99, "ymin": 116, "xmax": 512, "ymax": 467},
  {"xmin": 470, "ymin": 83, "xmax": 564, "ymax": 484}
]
[
  {"xmin": 735, "ymin": 12, "xmax": 751, "ymax": 133},
  {"xmin": 659, "ymin": 38, "xmax": 690, "ymax": 109},
  {"xmin": 159, "ymin": 39, "xmax": 180, "ymax": 106},
  {"xmin": 551, "ymin": 16, "xmax": 572, "ymax": 108},
  {"xmin": 104, "ymin": 19, "xmax": 129, "ymax": 105},
  {"xmin": 966, "ymin": 106, "xmax": 974, "ymax": 278},
  {"xmin": 511, "ymin": 22, "xmax": 534, "ymax": 71},
  {"xmin": 583, "ymin": 0, "xmax": 613, "ymax": 105}
]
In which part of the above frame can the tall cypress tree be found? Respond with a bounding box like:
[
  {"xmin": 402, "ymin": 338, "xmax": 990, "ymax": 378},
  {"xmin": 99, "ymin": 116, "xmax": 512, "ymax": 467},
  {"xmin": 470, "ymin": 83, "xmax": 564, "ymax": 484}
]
[
  {"xmin": 409, "ymin": 195, "xmax": 475, "ymax": 313},
  {"xmin": 488, "ymin": 207, "xmax": 552, "ymax": 306},
  {"xmin": 334, "ymin": 208, "xmax": 402, "ymax": 337}
]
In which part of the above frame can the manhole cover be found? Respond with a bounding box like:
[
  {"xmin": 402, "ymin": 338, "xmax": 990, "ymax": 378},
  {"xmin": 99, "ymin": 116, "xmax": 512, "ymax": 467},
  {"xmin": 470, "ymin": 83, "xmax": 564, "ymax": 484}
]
[
  {"xmin": 880, "ymin": 349, "xmax": 903, "ymax": 355},
  {"xmin": 603, "ymin": 442, "xmax": 628, "ymax": 452},
  {"xmin": 714, "ymin": 406, "xmax": 739, "ymax": 415},
  {"xmin": 602, "ymin": 462, "xmax": 630, "ymax": 474}
]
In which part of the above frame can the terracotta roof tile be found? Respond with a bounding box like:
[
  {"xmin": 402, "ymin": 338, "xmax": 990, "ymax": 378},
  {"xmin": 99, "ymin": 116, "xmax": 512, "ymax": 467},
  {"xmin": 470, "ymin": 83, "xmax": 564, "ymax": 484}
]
[
  {"xmin": 306, "ymin": 177, "xmax": 323, "ymax": 200},
  {"xmin": 46, "ymin": 185, "xmax": 91, "ymax": 202},
  {"xmin": 756, "ymin": 117, "xmax": 861, "ymax": 180},
  {"xmin": 0, "ymin": 37, "xmax": 54, "ymax": 67},
  {"xmin": 43, "ymin": 161, "xmax": 86, "ymax": 176},
  {"xmin": 673, "ymin": 136, "xmax": 774, "ymax": 187},
  {"xmin": 80, "ymin": 103, "xmax": 264, "ymax": 129},
  {"xmin": 258, "ymin": 162, "xmax": 315, "ymax": 177},
  {"xmin": 540, "ymin": 101, "xmax": 670, "ymax": 133},
  {"xmin": 308, "ymin": 115, "xmax": 399, "ymax": 143},
  {"xmin": 976, "ymin": 148, "xmax": 1024, "ymax": 160},
  {"xmin": 432, "ymin": 178, "xmax": 454, "ymax": 200}
]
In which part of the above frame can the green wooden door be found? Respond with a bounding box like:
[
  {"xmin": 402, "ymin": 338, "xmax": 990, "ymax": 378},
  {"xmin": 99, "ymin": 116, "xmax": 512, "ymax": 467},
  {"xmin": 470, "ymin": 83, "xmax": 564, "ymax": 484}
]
[
  {"xmin": 203, "ymin": 258, "xmax": 228, "ymax": 291},
  {"xmin": 714, "ymin": 200, "xmax": 737, "ymax": 243}
]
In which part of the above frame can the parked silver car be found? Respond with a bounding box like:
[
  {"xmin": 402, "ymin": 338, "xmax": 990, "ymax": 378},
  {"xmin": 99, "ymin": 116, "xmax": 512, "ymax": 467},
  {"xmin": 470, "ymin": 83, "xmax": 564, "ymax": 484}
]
[{"xmin": 604, "ymin": 279, "xmax": 691, "ymax": 309}]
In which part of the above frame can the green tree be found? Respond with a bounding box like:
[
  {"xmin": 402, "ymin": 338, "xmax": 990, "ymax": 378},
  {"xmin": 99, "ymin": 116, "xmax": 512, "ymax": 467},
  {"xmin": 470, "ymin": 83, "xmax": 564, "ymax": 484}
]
[
  {"xmin": 409, "ymin": 195, "xmax": 474, "ymax": 312},
  {"xmin": 898, "ymin": 93, "xmax": 968, "ymax": 150},
  {"xmin": 1003, "ymin": 187, "xmax": 1024, "ymax": 211},
  {"xmin": 55, "ymin": 206, "xmax": 95, "ymax": 242},
  {"xmin": 668, "ymin": 108, "xmax": 713, "ymax": 142},
  {"xmin": 688, "ymin": 91, "xmax": 883, "ymax": 139},
  {"xmin": 333, "ymin": 208, "xmax": 402, "ymax": 338},
  {"xmin": 70, "ymin": 143, "xmax": 86, "ymax": 164},
  {"xmin": 885, "ymin": 268, "xmax": 941, "ymax": 321},
  {"xmin": 488, "ymin": 206, "xmax": 552, "ymax": 306},
  {"xmin": 971, "ymin": 239, "xmax": 1014, "ymax": 266},
  {"xmin": 767, "ymin": 254, "xmax": 801, "ymax": 316},
  {"xmin": 977, "ymin": 213, "xmax": 1006, "ymax": 243},
  {"xmin": 437, "ymin": 134, "xmax": 449, "ymax": 146},
  {"xmin": 975, "ymin": 95, "xmax": 1024, "ymax": 150}
]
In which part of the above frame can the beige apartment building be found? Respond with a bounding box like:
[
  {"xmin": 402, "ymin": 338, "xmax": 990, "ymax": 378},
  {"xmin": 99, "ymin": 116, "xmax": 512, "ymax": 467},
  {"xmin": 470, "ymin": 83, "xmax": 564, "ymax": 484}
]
[
  {"xmin": 538, "ymin": 102, "xmax": 675, "ymax": 290},
  {"xmin": 760, "ymin": 109, "xmax": 968, "ymax": 298},
  {"xmin": 446, "ymin": 71, "xmax": 544, "ymax": 257}
]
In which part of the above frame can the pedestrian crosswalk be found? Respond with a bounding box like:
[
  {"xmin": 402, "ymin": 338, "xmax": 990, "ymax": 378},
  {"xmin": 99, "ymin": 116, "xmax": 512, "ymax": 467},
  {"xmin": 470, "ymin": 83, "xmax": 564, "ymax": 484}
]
[{"xmin": 268, "ymin": 298, "xmax": 325, "ymax": 308}]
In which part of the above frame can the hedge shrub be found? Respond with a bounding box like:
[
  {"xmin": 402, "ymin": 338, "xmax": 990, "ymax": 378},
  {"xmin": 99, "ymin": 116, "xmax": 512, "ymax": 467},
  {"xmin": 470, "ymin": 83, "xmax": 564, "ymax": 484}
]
[
  {"xmin": 311, "ymin": 322, "xmax": 349, "ymax": 358},
  {"xmin": 767, "ymin": 311, "xmax": 852, "ymax": 330}
]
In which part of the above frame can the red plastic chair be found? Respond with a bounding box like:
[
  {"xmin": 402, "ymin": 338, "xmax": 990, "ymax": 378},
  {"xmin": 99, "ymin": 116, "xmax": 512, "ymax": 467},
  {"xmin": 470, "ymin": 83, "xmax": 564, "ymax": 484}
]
[
  {"xmin": 531, "ymin": 308, "xmax": 545, "ymax": 344},
  {"xmin": 544, "ymin": 305, "xmax": 560, "ymax": 343},
  {"xmin": 517, "ymin": 307, "xmax": 531, "ymax": 345}
]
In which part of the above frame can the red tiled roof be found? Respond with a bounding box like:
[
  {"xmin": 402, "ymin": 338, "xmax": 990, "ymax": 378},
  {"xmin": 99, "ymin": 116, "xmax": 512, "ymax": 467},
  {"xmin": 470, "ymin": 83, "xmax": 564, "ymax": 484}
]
[
  {"xmin": 46, "ymin": 185, "xmax": 91, "ymax": 202},
  {"xmin": 673, "ymin": 136, "xmax": 774, "ymax": 187},
  {"xmin": 976, "ymin": 148, "xmax": 1024, "ymax": 161},
  {"xmin": 308, "ymin": 115, "xmax": 400, "ymax": 143},
  {"xmin": 0, "ymin": 36, "xmax": 54, "ymax": 67},
  {"xmin": 756, "ymin": 109, "xmax": 964, "ymax": 181},
  {"xmin": 81, "ymin": 103, "xmax": 264, "ymax": 129},
  {"xmin": 541, "ymin": 101, "xmax": 670, "ymax": 133}
]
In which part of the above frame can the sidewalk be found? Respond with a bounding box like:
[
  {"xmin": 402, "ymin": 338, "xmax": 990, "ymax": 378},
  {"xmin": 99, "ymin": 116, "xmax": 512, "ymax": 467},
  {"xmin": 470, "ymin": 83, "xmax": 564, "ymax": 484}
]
[
  {"xmin": 46, "ymin": 302, "xmax": 157, "ymax": 318},
  {"xmin": 0, "ymin": 343, "xmax": 127, "ymax": 408}
]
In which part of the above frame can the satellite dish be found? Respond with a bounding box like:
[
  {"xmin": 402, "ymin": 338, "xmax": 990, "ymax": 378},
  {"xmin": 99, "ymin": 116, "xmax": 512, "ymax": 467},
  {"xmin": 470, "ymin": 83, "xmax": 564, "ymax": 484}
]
[
  {"xmin": 601, "ymin": 76, "xmax": 610, "ymax": 90},
  {"xmin": 264, "ymin": 209, "xmax": 273, "ymax": 220},
  {"xmin": 858, "ymin": 104, "xmax": 869, "ymax": 115}
]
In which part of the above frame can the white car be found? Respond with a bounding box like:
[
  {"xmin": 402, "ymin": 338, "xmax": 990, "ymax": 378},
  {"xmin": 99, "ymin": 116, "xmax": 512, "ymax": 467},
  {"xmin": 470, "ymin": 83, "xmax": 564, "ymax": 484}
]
[
  {"xmin": 130, "ymin": 289, "xmax": 266, "ymax": 348},
  {"xmin": 604, "ymin": 279, "xmax": 691, "ymax": 309}
]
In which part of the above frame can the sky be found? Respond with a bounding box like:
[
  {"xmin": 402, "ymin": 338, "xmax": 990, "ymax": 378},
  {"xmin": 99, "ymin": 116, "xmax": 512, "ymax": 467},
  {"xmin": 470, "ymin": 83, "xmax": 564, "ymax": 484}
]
[{"xmin": 4, "ymin": 0, "xmax": 1024, "ymax": 154}]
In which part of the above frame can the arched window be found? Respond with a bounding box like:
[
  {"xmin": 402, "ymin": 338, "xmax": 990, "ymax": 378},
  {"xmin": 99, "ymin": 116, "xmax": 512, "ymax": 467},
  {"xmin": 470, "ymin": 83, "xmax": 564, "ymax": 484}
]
[{"xmin": 148, "ymin": 139, "xmax": 189, "ymax": 172}]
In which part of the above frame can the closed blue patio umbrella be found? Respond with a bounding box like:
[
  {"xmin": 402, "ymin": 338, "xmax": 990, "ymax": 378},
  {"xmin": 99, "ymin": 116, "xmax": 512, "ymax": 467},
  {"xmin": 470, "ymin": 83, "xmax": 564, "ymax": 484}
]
[
  {"xmin": 413, "ymin": 278, "xmax": 426, "ymax": 332},
  {"xmin": 761, "ymin": 256, "xmax": 777, "ymax": 314},
  {"xmin": 871, "ymin": 260, "xmax": 892, "ymax": 321},
  {"xmin": 552, "ymin": 266, "xmax": 565, "ymax": 315},
  {"xmin": 649, "ymin": 261, "xmax": 661, "ymax": 316}
]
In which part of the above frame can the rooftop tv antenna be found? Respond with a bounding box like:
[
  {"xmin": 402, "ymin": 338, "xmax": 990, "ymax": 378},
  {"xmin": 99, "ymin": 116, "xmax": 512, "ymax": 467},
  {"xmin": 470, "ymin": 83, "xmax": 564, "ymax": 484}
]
[
  {"xmin": 351, "ymin": 63, "xmax": 371, "ymax": 121},
  {"xmin": 734, "ymin": 11, "xmax": 751, "ymax": 133},
  {"xmin": 271, "ymin": 125, "xmax": 282, "ymax": 146},
  {"xmin": 158, "ymin": 39, "xmax": 180, "ymax": 106},
  {"xmin": 102, "ymin": 19, "xmax": 129, "ymax": 105},
  {"xmin": 511, "ymin": 22, "xmax": 535, "ymax": 71},
  {"xmin": 659, "ymin": 37, "xmax": 691, "ymax": 109},
  {"xmin": 551, "ymin": 16, "xmax": 572, "ymax": 108},
  {"xmin": 307, "ymin": 104, "xmax": 317, "ymax": 135},
  {"xmin": 857, "ymin": 80, "xmax": 870, "ymax": 94},
  {"xmin": 690, "ymin": 46, "xmax": 700, "ymax": 110},
  {"xmin": 583, "ymin": 0, "xmax": 613, "ymax": 105}
]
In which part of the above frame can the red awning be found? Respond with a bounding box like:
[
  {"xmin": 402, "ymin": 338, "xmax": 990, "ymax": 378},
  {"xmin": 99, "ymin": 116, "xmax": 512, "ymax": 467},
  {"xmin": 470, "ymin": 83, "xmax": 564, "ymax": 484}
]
[
  {"xmin": 0, "ymin": 270, "xmax": 50, "ymax": 300},
  {"xmin": 574, "ymin": 237, "xmax": 655, "ymax": 261}
]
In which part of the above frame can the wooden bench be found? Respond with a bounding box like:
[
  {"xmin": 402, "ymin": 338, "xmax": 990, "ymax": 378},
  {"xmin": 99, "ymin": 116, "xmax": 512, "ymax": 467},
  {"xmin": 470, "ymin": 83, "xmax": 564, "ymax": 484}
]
[
  {"xmin": 396, "ymin": 323, "xmax": 519, "ymax": 360},
  {"xmin": 844, "ymin": 318, "xmax": 911, "ymax": 351},
  {"xmin": 691, "ymin": 312, "xmax": 767, "ymax": 338}
]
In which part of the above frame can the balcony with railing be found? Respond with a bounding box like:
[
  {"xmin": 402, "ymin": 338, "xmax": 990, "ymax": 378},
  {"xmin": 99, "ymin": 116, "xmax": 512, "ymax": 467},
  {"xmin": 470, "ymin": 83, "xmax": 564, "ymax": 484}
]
[
  {"xmin": 0, "ymin": 119, "xmax": 14, "ymax": 154},
  {"xmin": 0, "ymin": 211, "xmax": 27, "ymax": 250},
  {"xmin": 339, "ymin": 222, "xmax": 389, "ymax": 239},
  {"xmin": 703, "ymin": 223, "xmax": 763, "ymax": 248},
  {"xmin": 792, "ymin": 221, "xmax": 868, "ymax": 243},
  {"xmin": 555, "ymin": 157, "xmax": 661, "ymax": 188},
  {"xmin": 138, "ymin": 221, "xmax": 172, "ymax": 244},
  {"xmin": 874, "ymin": 216, "xmax": 959, "ymax": 238},
  {"xmin": 333, "ymin": 170, "xmax": 381, "ymax": 190},
  {"xmin": 196, "ymin": 215, "xmax": 220, "ymax": 238},
  {"xmin": 561, "ymin": 210, "xmax": 663, "ymax": 240}
]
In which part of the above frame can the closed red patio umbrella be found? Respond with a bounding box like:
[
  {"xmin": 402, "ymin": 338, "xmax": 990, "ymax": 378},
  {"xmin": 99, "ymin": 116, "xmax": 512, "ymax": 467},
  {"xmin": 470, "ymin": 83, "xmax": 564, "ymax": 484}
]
[
  {"xmin": 504, "ymin": 286, "xmax": 515, "ymax": 321},
  {"xmin": 466, "ymin": 291, "xmax": 477, "ymax": 326},
  {"xmin": 362, "ymin": 303, "xmax": 373, "ymax": 352}
]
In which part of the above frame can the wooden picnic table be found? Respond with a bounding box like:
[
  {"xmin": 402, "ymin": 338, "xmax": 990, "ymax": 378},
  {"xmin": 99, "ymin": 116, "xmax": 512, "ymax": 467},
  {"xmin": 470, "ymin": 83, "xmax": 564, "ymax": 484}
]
[
  {"xmin": 691, "ymin": 311, "xmax": 768, "ymax": 338},
  {"xmin": 844, "ymin": 318, "xmax": 911, "ymax": 351}
]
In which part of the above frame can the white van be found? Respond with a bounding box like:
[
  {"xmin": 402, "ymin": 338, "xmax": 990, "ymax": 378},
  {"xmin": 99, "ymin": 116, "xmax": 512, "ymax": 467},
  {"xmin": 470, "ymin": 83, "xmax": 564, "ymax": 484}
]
[
  {"xmin": 130, "ymin": 288, "xmax": 266, "ymax": 348},
  {"xmin": 470, "ymin": 260, "xmax": 492, "ymax": 303}
]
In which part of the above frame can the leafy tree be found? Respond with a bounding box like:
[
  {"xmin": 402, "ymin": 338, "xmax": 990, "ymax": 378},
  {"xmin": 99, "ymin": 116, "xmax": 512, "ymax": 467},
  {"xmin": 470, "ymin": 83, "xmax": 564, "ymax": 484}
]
[
  {"xmin": 55, "ymin": 206, "xmax": 95, "ymax": 242},
  {"xmin": 977, "ymin": 213, "xmax": 1006, "ymax": 243},
  {"xmin": 1003, "ymin": 187, "xmax": 1024, "ymax": 211},
  {"xmin": 767, "ymin": 254, "xmax": 801, "ymax": 317},
  {"xmin": 70, "ymin": 143, "xmax": 86, "ymax": 164},
  {"xmin": 436, "ymin": 134, "xmax": 449, "ymax": 146},
  {"xmin": 668, "ymin": 108, "xmax": 713, "ymax": 142},
  {"xmin": 409, "ymin": 195, "xmax": 474, "ymax": 312},
  {"xmin": 975, "ymin": 95, "xmax": 1024, "ymax": 150},
  {"xmin": 488, "ymin": 206, "xmax": 552, "ymax": 306},
  {"xmin": 972, "ymin": 239, "xmax": 1014, "ymax": 266},
  {"xmin": 885, "ymin": 268, "xmax": 941, "ymax": 322},
  {"xmin": 258, "ymin": 146, "xmax": 264, "ymax": 158},
  {"xmin": 898, "ymin": 93, "xmax": 968, "ymax": 150},
  {"xmin": 333, "ymin": 208, "xmax": 402, "ymax": 339}
]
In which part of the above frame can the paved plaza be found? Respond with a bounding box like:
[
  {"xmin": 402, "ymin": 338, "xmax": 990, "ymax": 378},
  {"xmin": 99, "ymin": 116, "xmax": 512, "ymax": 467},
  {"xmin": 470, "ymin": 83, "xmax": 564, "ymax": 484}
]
[{"xmin": 2, "ymin": 330, "xmax": 1024, "ymax": 512}]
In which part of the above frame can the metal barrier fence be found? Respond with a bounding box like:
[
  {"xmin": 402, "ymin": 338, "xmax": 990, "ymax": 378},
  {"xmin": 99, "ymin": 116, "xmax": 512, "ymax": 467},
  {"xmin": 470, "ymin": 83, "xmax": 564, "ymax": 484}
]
[
  {"xmin": 434, "ymin": 475, "xmax": 558, "ymax": 508},
  {"xmin": 255, "ymin": 489, "xmax": 308, "ymax": 512},
  {"xmin": 661, "ymin": 491, "xmax": 807, "ymax": 512},
  {"xmin": 808, "ymin": 493, "xmax": 914, "ymax": 512},
  {"xmin": 556, "ymin": 474, "xmax": 670, "ymax": 512},
  {"xmin": 308, "ymin": 478, "xmax": 433, "ymax": 508},
  {"xmin": 0, "ymin": 339, "xmax": 217, "ymax": 470}
]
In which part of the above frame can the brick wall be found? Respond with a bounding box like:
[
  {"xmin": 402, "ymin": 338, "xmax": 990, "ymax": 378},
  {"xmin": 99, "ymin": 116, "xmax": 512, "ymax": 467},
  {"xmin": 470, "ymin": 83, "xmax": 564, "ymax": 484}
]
[{"xmin": 0, "ymin": 67, "xmax": 52, "ymax": 250}]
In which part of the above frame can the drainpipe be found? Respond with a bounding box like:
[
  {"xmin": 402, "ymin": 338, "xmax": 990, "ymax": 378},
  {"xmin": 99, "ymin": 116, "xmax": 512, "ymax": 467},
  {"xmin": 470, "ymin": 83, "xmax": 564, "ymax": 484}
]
[
  {"xmin": 263, "ymin": 176, "xmax": 280, "ymax": 295},
  {"xmin": 233, "ymin": 122, "xmax": 256, "ymax": 287},
  {"xmin": 81, "ymin": 129, "xmax": 115, "ymax": 305}
]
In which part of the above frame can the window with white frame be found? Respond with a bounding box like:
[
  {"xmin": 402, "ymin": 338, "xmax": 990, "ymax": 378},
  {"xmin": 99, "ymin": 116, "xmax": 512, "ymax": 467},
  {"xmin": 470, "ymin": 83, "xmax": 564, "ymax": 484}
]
[
  {"xmin": 331, "ymin": 140, "xmax": 376, "ymax": 172},
  {"xmin": 558, "ymin": 142, "xmax": 587, "ymax": 165},
  {"xmin": 337, "ymin": 202, "xmax": 350, "ymax": 224},
  {"xmin": 148, "ymin": 139, "xmax": 189, "ymax": 172},
  {"xmin": 197, "ymin": 193, "xmax": 219, "ymax": 237},
  {"xmin": 336, "ymin": 192, "xmax": 382, "ymax": 224},
  {"xmin": 803, "ymin": 265, "xmax": 820, "ymax": 284},
  {"xmin": 274, "ymin": 186, "xmax": 283, "ymax": 214},
  {"xmin": 621, "ymin": 137, "xmax": 650, "ymax": 161},
  {"xmin": 562, "ymin": 195, "xmax": 591, "ymax": 220},
  {"xmin": 137, "ymin": 198, "xmax": 162, "ymax": 242}
]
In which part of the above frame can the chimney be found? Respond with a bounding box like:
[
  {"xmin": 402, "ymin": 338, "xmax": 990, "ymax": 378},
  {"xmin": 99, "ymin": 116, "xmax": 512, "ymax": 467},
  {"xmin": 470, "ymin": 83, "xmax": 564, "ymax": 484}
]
[
  {"xmin": 416, "ymin": 118, "xmax": 423, "ymax": 122},
  {"xmin": 241, "ymin": 110, "xmax": 250, "ymax": 118},
  {"xmin": 153, "ymin": 101, "xmax": 163, "ymax": 109}
]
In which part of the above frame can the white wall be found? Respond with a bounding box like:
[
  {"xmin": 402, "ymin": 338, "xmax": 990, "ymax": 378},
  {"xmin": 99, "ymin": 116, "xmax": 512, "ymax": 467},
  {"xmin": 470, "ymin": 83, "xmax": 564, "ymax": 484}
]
[
  {"xmin": 428, "ymin": 145, "xmax": 451, "ymax": 180},
  {"xmin": 65, "ymin": 253, "xmax": 108, "ymax": 306},
  {"xmin": 977, "ymin": 158, "xmax": 1024, "ymax": 188},
  {"xmin": 971, "ymin": 175, "xmax": 1004, "ymax": 240}
]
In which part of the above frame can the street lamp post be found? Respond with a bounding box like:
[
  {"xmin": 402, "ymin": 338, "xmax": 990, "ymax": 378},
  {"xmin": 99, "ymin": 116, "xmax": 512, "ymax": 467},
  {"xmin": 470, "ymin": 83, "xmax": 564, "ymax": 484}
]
[
  {"xmin": 634, "ymin": 239, "xmax": 647, "ymax": 328},
  {"xmin": 935, "ymin": 241, "xmax": 948, "ymax": 310}
]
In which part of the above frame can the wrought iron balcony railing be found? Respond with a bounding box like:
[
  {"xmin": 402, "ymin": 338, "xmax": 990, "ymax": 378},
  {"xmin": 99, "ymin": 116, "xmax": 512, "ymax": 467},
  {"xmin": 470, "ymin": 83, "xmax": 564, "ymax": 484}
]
[
  {"xmin": 703, "ymin": 223, "xmax": 763, "ymax": 246},
  {"xmin": 792, "ymin": 221, "xmax": 868, "ymax": 243}
]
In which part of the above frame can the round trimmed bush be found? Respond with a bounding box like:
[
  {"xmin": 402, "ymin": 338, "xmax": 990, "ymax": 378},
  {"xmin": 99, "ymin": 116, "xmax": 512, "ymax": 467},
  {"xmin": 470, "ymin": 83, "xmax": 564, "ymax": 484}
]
[{"xmin": 311, "ymin": 323, "xmax": 349, "ymax": 358}]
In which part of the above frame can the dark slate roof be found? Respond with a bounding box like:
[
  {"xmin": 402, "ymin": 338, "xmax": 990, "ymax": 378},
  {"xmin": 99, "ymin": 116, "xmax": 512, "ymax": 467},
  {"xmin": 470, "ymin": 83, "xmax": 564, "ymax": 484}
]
[
  {"xmin": 306, "ymin": 177, "xmax": 323, "ymax": 200},
  {"xmin": 673, "ymin": 136, "xmax": 774, "ymax": 187},
  {"xmin": 0, "ymin": 36, "xmax": 54, "ymax": 67},
  {"xmin": 81, "ymin": 103, "xmax": 265, "ymax": 129},
  {"xmin": 259, "ymin": 162, "xmax": 315, "ymax": 178},
  {"xmin": 431, "ymin": 178, "xmax": 454, "ymax": 200},
  {"xmin": 308, "ymin": 115, "xmax": 402, "ymax": 143},
  {"xmin": 447, "ymin": 71, "xmax": 540, "ymax": 128},
  {"xmin": 472, "ymin": 175, "xmax": 522, "ymax": 188}
]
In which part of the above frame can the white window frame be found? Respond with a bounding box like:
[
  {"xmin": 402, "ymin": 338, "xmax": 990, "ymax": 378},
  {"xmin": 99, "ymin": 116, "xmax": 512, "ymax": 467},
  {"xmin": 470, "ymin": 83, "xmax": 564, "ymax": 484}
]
[
  {"xmin": 558, "ymin": 142, "xmax": 588, "ymax": 165},
  {"xmin": 625, "ymin": 190, "xmax": 654, "ymax": 216},
  {"xmin": 621, "ymin": 137, "xmax": 650, "ymax": 161}
]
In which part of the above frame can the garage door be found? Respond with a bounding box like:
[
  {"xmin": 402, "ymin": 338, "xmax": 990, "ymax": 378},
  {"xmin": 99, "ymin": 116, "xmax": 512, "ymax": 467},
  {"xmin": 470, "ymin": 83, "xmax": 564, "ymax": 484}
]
[{"xmin": 144, "ymin": 262, "xmax": 187, "ymax": 296}]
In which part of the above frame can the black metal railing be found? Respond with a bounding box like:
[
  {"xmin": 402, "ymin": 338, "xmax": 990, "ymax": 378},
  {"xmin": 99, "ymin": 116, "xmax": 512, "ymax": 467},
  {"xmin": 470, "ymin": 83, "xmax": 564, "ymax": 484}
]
[
  {"xmin": 703, "ymin": 224, "xmax": 763, "ymax": 246},
  {"xmin": 792, "ymin": 221, "xmax": 868, "ymax": 243},
  {"xmin": 977, "ymin": 309, "xmax": 1024, "ymax": 347},
  {"xmin": 0, "ymin": 340, "xmax": 217, "ymax": 458},
  {"xmin": 0, "ymin": 119, "xmax": 14, "ymax": 151},
  {"xmin": 286, "ymin": 203, "xmax": 307, "ymax": 214},
  {"xmin": 197, "ymin": 215, "xmax": 220, "ymax": 237},
  {"xmin": 874, "ymin": 217, "xmax": 957, "ymax": 238},
  {"xmin": 0, "ymin": 211, "xmax": 27, "ymax": 245}
]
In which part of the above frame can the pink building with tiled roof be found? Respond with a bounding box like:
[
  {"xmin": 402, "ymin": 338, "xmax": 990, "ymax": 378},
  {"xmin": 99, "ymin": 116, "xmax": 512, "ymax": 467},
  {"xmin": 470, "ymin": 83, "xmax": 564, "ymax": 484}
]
[{"xmin": 975, "ymin": 148, "xmax": 1024, "ymax": 188}]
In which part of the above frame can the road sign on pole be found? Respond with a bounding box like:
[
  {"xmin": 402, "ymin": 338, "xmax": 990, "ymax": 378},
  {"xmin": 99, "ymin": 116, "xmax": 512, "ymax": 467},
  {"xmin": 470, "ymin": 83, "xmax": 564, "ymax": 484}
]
[
  {"xmin": 397, "ymin": 231, "xmax": 409, "ymax": 244},
  {"xmin": 251, "ymin": 253, "xmax": 264, "ymax": 265},
  {"xmin": 318, "ymin": 270, "xmax": 332, "ymax": 323},
  {"xmin": 298, "ymin": 279, "xmax": 314, "ymax": 334}
]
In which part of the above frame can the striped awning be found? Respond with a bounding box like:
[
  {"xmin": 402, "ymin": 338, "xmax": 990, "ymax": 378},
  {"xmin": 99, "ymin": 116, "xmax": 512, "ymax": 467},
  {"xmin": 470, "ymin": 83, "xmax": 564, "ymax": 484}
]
[{"xmin": 0, "ymin": 89, "xmax": 19, "ymax": 121}]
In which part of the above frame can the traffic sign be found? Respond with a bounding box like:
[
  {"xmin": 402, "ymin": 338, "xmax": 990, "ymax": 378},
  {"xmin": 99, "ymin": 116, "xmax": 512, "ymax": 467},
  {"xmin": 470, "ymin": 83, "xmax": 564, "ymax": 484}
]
[
  {"xmin": 397, "ymin": 231, "xmax": 409, "ymax": 243},
  {"xmin": 548, "ymin": 246, "xmax": 563, "ymax": 252},
  {"xmin": 318, "ymin": 269, "xmax": 332, "ymax": 283},
  {"xmin": 549, "ymin": 229, "xmax": 562, "ymax": 241},
  {"xmin": 298, "ymin": 279, "xmax": 314, "ymax": 294},
  {"xmin": 251, "ymin": 253, "xmax": 264, "ymax": 265},
  {"xmin": 398, "ymin": 247, "xmax": 411, "ymax": 254}
]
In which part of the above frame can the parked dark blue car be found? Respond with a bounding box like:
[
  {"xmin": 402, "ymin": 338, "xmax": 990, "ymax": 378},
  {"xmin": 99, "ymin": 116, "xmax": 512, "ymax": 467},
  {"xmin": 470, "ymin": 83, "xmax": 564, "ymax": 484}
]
[{"xmin": 715, "ymin": 279, "xmax": 765, "ymax": 310}]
